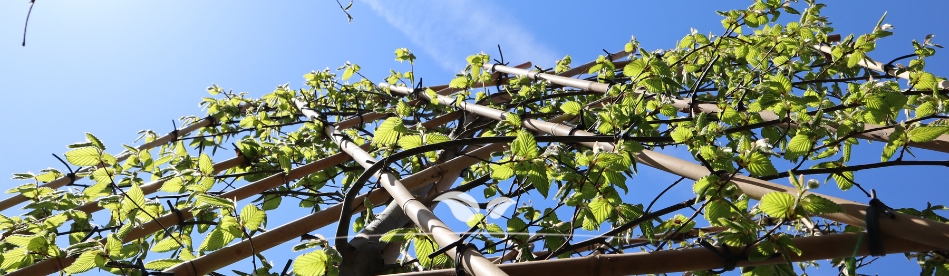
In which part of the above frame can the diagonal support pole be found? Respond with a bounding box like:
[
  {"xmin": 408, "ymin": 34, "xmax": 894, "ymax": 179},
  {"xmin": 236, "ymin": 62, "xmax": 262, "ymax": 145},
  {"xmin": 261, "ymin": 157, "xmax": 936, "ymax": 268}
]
[
  {"xmin": 293, "ymin": 98, "xmax": 508, "ymax": 276},
  {"xmin": 382, "ymin": 82, "xmax": 949, "ymax": 251}
]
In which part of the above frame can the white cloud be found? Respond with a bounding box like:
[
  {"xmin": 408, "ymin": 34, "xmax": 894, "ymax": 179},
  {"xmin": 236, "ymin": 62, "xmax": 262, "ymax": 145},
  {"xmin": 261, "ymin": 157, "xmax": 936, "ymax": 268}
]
[{"xmin": 361, "ymin": 0, "xmax": 558, "ymax": 72}]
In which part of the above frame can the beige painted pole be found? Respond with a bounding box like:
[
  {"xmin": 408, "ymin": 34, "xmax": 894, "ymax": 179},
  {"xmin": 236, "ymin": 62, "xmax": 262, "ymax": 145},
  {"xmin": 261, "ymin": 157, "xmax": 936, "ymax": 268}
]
[
  {"xmin": 485, "ymin": 63, "xmax": 949, "ymax": 153},
  {"xmin": 290, "ymin": 99, "xmax": 507, "ymax": 276},
  {"xmin": 812, "ymin": 44, "xmax": 948, "ymax": 89},
  {"xmin": 161, "ymin": 143, "xmax": 507, "ymax": 276},
  {"xmin": 383, "ymin": 83, "xmax": 949, "ymax": 251}
]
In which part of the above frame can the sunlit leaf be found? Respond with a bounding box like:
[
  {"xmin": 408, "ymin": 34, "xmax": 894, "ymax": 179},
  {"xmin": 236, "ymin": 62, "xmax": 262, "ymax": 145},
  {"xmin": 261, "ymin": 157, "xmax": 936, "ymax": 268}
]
[
  {"xmin": 65, "ymin": 147, "xmax": 101, "ymax": 167},
  {"xmin": 372, "ymin": 117, "xmax": 408, "ymax": 147},
  {"xmin": 511, "ymin": 130, "xmax": 538, "ymax": 159},
  {"xmin": 560, "ymin": 101, "xmax": 582, "ymax": 116},
  {"xmin": 746, "ymin": 151, "xmax": 778, "ymax": 176},
  {"xmin": 294, "ymin": 250, "xmax": 328, "ymax": 276},
  {"xmin": 240, "ymin": 204, "xmax": 266, "ymax": 231},
  {"xmin": 800, "ymin": 194, "xmax": 844, "ymax": 215},
  {"xmin": 759, "ymin": 192, "xmax": 796, "ymax": 219},
  {"xmin": 199, "ymin": 153, "xmax": 214, "ymax": 175},
  {"xmin": 85, "ymin": 132, "xmax": 105, "ymax": 150},
  {"xmin": 64, "ymin": 250, "xmax": 99, "ymax": 274},
  {"xmin": 909, "ymin": 126, "xmax": 948, "ymax": 143},
  {"xmin": 144, "ymin": 258, "xmax": 184, "ymax": 270}
]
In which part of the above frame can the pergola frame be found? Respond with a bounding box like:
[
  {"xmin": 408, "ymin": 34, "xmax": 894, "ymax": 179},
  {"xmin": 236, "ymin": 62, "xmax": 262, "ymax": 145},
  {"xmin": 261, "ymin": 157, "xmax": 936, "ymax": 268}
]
[{"xmin": 2, "ymin": 6, "xmax": 949, "ymax": 274}]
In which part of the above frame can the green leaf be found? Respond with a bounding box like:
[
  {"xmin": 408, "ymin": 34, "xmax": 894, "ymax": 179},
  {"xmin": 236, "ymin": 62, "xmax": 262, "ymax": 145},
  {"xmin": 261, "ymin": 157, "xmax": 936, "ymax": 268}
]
[
  {"xmin": 490, "ymin": 164, "xmax": 514, "ymax": 180},
  {"xmin": 580, "ymin": 209, "xmax": 599, "ymax": 231},
  {"xmin": 831, "ymin": 170, "xmax": 855, "ymax": 191},
  {"xmin": 425, "ymin": 88, "xmax": 439, "ymax": 105},
  {"xmin": 144, "ymin": 258, "xmax": 184, "ymax": 270},
  {"xmin": 678, "ymin": 35, "xmax": 694, "ymax": 49},
  {"xmin": 748, "ymin": 241, "xmax": 777, "ymax": 262},
  {"xmin": 199, "ymin": 227, "xmax": 237, "ymax": 252},
  {"xmin": 507, "ymin": 217, "xmax": 527, "ymax": 233},
  {"xmin": 522, "ymin": 162, "xmax": 550, "ymax": 197},
  {"xmin": 505, "ymin": 113, "xmax": 521, "ymax": 127},
  {"xmin": 397, "ymin": 135, "xmax": 423, "ymax": 150},
  {"xmin": 116, "ymin": 222, "xmax": 134, "ymax": 239},
  {"xmin": 692, "ymin": 174, "xmax": 720, "ymax": 197},
  {"xmin": 239, "ymin": 116, "xmax": 257, "ymax": 129},
  {"xmin": 195, "ymin": 194, "xmax": 234, "ymax": 210},
  {"xmin": 759, "ymin": 192, "xmax": 796, "ymax": 219},
  {"xmin": 881, "ymin": 140, "xmax": 899, "ymax": 162},
  {"xmin": 294, "ymin": 250, "xmax": 328, "ymax": 276},
  {"xmin": 380, "ymin": 228, "xmax": 417, "ymax": 243},
  {"xmin": 774, "ymin": 234, "xmax": 803, "ymax": 256},
  {"xmin": 199, "ymin": 153, "xmax": 214, "ymax": 175},
  {"xmin": 85, "ymin": 132, "xmax": 105, "ymax": 150},
  {"xmin": 603, "ymin": 170, "xmax": 627, "ymax": 192},
  {"xmin": 240, "ymin": 204, "xmax": 266, "ymax": 231},
  {"xmin": 909, "ymin": 126, "xmax": 948, "ymax": 143},
  {"xmin": 483, "ymin": 223, "xmax": 505, "ymax": 238},
  {"xmin": 560, "ymin": 101, "xmax": 582, "ymax": 116},
  {"xmin": 342, "ymin": 65, "xmax": 356, "ymax": 80},
  {"xmin": 121, "ymin": 183, "xmax": 146, "ymax": 215},
  {"xmin": 745, "ymin": 151, "xmax": 778, "ymax": 176},
  {"xmin": 465, "ymin": 213, "xmax": 485, "ymax": 227},
  {"xmin": 639, "ymin": 220, "xmax": 656, "ymax": 244},
  {"xmin": 372, "ymin": 117, "xmax": 408, "ymax": 147},
  {"xmin": 187, "ymin": 177, "xmax": 215, "ymax": 193},
  {"xmin": 449, "ymin": 76, "xmax": 469, "ymax": 89},
  {"xmin": 394, "ymin": 48, "xmax": 415, "ymax": 63},
  {"xmin": 396, "ymin": 101, "xmax": 411, "ymax": 117},
  {"xmin": 425, "ymin": 133, "xmax": 450, "ymax": 145},
  {"xmin": 26, "ymin": 235, "xmax": 47, "ymax": 251},
  {"xmin": 786, "ymin": 133, "xmax": 813, "ymax": 159},
  {"xmin": 4, "ymin": 234, "xmax": 33, "ymax": 247},
  {"xmin": 414, "ymin": 235, "xmax": 450, "ymax": 268},
  {"xmin": 84, "ymin": 180, "xmax": 110, "ymax": 197},
  {"xmin": 847, "ymin": 50, "xmax": 865, "ymax": 68},
  {"xmin": 279, "ymin": 154, "xmax": 291, "ymax": 174},
  {"xmin": 916, "ymin": 101, "xmax": 936, "ymax": 118},
  {"xmin": 64, "ymin": 250, "xmax": 100, "ymax": 274},
  {"xmin": 705, "ymin": 199, "xmax": 732, "ymax": 225},
  {"xmin": 152, "ymin": 235, "xmax": 184, "ymax": 253},
  {"xmin": 262, "ymin": 194, "xmax": 282, "ymax": 211},
  {"xmin": 511, "ymin": 130, "xmax": 538, "ymax": 159},
  {"xmin": 105, "ymin": 233, "xmax": 122, "ymax": 258},
  {"xmin": 65, "ymin": 147, "xmax": 101, "ymax": 166},
  {"xmin": 670, "ymin": 126, "xmax": 693, "ymax": 143},
  {"xmin": 656, "ymin": 214, "xmax": 695, "ymax": 233},
  {"xmin": 912, "ymin": 72, "xmax": 938, "ymax": 90},
  {"xmin": 623, "ymin": 59, "xmax": 647, "ymax": 80},
  {"xmin": 799, "ymin": 194, "xmax": 844, "ymax": 215},
  {"xmin": 43, "ymin": 213, "xmax": 69, "ymax": 228},
  {"xmin": 771, "ymin": 74, "xmax": 792, "ymax": 94},
  {"xmin": 589, "ymin": 197, "xmax": 614, "ymax": 225}
]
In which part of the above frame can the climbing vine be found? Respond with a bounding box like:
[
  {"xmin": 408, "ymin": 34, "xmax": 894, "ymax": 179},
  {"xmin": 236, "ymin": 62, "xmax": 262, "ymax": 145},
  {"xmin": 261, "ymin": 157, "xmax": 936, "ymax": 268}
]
[{"xmin": 2, "ymin": 0, "xmax": 949, "ymax": 275}]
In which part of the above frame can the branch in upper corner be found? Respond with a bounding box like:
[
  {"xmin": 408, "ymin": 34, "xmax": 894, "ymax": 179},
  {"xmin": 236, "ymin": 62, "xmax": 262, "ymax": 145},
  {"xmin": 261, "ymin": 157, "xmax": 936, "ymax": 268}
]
[
  {"xmin": 22, "ymin": 0, "xmax": 36, "ymax": 46},
  {"xmin": 335, "ymin": 0, "xmax": 354, "ymax": 23}
]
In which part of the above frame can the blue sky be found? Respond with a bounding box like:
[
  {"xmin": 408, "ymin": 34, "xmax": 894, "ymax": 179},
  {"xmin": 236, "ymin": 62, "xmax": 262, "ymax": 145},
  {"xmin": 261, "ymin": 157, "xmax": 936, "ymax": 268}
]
[{"xmin": 2, "ymin": 0, "xmax": 949, "ymax": 275}]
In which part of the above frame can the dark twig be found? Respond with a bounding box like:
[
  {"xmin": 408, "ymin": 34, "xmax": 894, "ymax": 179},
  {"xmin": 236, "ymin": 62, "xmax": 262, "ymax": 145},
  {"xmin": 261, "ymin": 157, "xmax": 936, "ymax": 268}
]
[
  {"xmin": 761, "ymin": 160, "xmax": 949, "ymax": 181},
  {"xmin": 335, "ymin": 0, "xmax": 354, "ymax": 22},
  {"xmin": 22, "ymin": 0, "xmax": 36, "ymax": 47}
]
